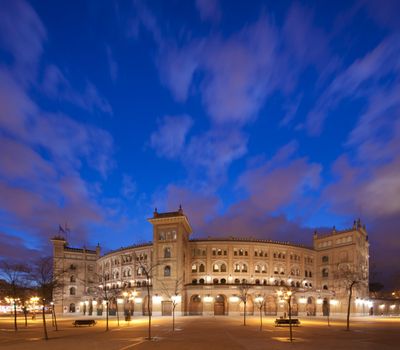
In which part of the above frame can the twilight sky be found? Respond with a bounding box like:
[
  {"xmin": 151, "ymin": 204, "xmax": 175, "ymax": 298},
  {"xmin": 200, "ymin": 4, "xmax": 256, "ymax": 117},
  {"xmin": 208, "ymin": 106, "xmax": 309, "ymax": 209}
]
[{"xmin": 0, "ymin": 0, "xmax": 399, "ymax": 288}]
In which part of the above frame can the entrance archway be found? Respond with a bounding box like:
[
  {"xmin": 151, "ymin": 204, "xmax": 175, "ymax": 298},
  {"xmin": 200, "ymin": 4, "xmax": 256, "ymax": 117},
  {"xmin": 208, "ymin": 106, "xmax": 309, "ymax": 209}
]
[
  {"xmin": 214, "ymin": 294, "xmax": 226, "ymax": 315},
  {"xmin": 69, "ymin": 303, "xmax": 76, "ymax": 313},
  {"xmin": 162, "ymin": 301, "xmax": 172, "ymax": 316},
  {"xmin": 189, "ymin": 294, "xmax": 203, "ymax": 315},
  {"xmin": 322, "ymin": 298, "xmax": 330, "ymax": 316},
  {"xmin": 290, "ymin": 298, "xmax": 299, "ymax": 316},
  {"xmin": 265, "ymin": 296, "xmax": 277, "ymax": 315},
  {"xmin": 306, "ymin": 296, "xmax": 316, "ymax": 316}
]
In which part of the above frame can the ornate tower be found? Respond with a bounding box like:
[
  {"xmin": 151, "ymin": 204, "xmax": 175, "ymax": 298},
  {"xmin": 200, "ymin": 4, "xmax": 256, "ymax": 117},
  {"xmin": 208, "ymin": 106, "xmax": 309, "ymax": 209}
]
[{"xmin": 148, "ymin": 206, "xmax": 192, "ymax": 292}]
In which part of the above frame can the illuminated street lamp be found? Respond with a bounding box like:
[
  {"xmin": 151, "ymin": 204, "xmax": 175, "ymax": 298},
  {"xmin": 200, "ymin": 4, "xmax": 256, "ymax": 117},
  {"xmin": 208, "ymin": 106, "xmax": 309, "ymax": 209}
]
[{"xmin": 277, "ymin": 289, "xmax": 294, "ymax": 342}]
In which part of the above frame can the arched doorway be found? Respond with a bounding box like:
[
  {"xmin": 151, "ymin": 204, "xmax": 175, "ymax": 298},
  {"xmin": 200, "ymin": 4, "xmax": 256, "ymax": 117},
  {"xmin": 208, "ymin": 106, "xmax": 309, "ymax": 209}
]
[
  {"xmin": 69, "ymin": 303, "xmax": 76, "ymax": 313},
  {"xmin": 290, "ymin": 298, "xmax": 299, "ymax": 316},
  {"xmin": 189, "ymin": 294, "xmax": 203, "ymax": 315},
  {"xmin": 306, "ymin": 297, "xmax": 316, "ymax": 316},
  {"xmin": 322, "ymin": 298, "xmax": 330, "ymax": 316},
  {"xmin": 214, "ymin": 295, "xmax": 226, "ymax": 315},
  {"xmin": 265, "ymin": 296, "xmax": 277, "ymax": 316}
]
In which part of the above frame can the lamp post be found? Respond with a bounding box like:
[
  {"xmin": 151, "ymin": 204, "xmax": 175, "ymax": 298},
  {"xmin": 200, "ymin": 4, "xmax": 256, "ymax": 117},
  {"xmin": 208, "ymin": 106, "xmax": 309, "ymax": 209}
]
[{"xmin": 277, "ymin": 289, "xmax": 294, "ymax": 342}]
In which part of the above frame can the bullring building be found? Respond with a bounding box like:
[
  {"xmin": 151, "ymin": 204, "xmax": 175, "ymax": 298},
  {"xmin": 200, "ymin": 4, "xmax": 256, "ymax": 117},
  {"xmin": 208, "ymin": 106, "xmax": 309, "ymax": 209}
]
[{"xmin": 52, "ymin": 207, "xmax": 374, "ymax": 317}]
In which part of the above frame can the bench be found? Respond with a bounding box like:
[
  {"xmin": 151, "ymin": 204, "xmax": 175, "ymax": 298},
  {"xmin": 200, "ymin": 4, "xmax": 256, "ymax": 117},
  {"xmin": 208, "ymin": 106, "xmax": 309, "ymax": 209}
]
[
  {"xmin": 275, "ymin": 318, "xmax": 300, "ymax": 327},
  {"xmin": 73, "ymin": 319, "xmax": 97, "ymax": 327}
]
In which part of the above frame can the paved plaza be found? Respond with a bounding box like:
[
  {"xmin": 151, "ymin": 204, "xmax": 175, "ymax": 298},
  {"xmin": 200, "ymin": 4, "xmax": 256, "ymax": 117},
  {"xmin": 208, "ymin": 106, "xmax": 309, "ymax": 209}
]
[{"xmin": 1, "ymin": 315, "xmax": 399, "ymax": 350}]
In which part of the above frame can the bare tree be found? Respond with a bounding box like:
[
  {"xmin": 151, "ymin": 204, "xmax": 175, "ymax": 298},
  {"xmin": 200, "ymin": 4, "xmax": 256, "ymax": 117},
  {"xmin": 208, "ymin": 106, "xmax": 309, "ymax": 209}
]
[
  {"xmin": 0, "ymin": 261, "xmax": 29, "ymax": 331},
  {"xmin": 254, "ymin": 293, "xmax": 267, "ymax": 331},
  {"xmin": 159, "ymin": 278, "xmax": 183, "ymax": 331},
  {"xmin": 136, "ymin": 257, "xmax": 159, "ymax": 340},
  {"xmin": 85, "ymin": 271, "xmax": 112, "ymax": 331},
  {"xmin": 29, "ymin": 257, "xmax": 64, "ymax": 340},
  {"xmin": 335, "ymin": 264, "xmax": 367, "ymax": 331},
  {"xmin": 238, "ymin": 283, "xmax": 251, "ymax": 326}
]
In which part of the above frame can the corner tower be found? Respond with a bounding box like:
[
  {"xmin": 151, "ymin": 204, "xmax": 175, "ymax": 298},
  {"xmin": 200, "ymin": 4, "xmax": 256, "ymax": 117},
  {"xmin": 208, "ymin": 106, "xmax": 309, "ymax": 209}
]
[{"xmin": 148, "ymin": 206, "xmax": 192, "ymax": 291}]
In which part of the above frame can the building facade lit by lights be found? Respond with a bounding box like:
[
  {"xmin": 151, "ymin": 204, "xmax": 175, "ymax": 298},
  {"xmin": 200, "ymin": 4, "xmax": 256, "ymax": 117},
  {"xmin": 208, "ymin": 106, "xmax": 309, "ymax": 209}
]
[{"xmin": 51, "ymin": 208, "xmax": 398, "ymax": 317}]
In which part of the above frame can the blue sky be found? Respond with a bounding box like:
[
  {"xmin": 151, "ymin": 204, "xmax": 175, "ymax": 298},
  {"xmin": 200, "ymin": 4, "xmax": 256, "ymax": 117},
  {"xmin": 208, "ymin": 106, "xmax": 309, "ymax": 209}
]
[{"xmin": 0, "ymin": 0, "xmax": 399, "ymax": 288}]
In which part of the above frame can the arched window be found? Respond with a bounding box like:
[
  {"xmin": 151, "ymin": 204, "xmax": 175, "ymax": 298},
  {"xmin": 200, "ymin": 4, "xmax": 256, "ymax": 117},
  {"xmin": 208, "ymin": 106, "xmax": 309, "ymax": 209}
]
[
  {"xmin": 164, "ymin": 265, "xmax": 171, "ymax": 277},
  {"xmin": 199, "ymin": 264, "xmax": 205, "ymax": 272},
  {"xmin": 220, "ymin": 263, "xmax": 227, "ymax": 272},
  {"xmin": 70, "ymin": 275, "xmax": 75, "ymax": 283},
  {"xmin": 239, "ymin": 249, "xmax": 244, "ymax": 256},
  {"xmin": 213, "ymin": 264, "xmax": 219, "ymax": 272},
  {"xmin": 322, "ymin": 256, "xmax": 329, "ymax": 263},
  {"xmin": 69, "ymin": 287, "xmax": 76, "ymax": 295},
  {"xmin": 322, "ymin": 268, "xmax": 329, "ymax": 278},
  {"xmin": 234, "ymin": 278, "xmax": 240, "ymax": 284},
  {"xmin": 242, "ymin": 264, "xmax": 248, "ymax": 272},
  {"xmin": 164, "ymin": 247, "xmax": 171, "ymax": 258},
  {"xmin": 192, "ymin": 279, "xmax": 198, "ymax": 284},
  {"xmin": 255, "ymin": 279, "xmax": 260, "ymax": 285},
  {"xmin": 199, "ymin": 278, "xmax": 205, "ymax": 284},
  {"xmin": 220, "ymin": 278, "xmax": 226, "ymax": 284},
  {"xmin": 213, "ymin": 278, "xmax": 219, "ymax": 284},
  {"xmin": 159, "ymin": 232, "xmax": 165, "ymax": 240},
  {"xmin": 261, "ymin": 265, "xmax": 267, "ymax": 274},
  {"xmin": 234, "ymin": 263, "xmax": 240, "ymax": 272},
  {"xmin": 323, "ymin": 285, "xmax": 328, "ymax": 290},
  {"xmin": 255, "ymin": 265, "xmax": 260, "ymax": 273},
  {"xmin": 192, "ymin": 264, "xmax": 197, "ymax": 272}
]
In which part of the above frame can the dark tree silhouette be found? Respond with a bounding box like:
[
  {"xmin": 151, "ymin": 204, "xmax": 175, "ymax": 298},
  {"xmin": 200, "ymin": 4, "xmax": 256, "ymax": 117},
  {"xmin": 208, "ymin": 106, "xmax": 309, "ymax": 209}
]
[{"xmin": 0, "ymin": 261, "xmax": 29, "ymax": 331}]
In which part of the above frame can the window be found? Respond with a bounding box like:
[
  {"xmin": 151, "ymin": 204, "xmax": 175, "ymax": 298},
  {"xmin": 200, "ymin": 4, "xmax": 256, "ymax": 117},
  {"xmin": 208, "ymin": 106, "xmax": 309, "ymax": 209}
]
[
  {"xmin": 242, "ymin": 264, "xmax": 248, "ymax": 272},
  {"xmin": 220, "ymin": 263, "xmax": 227, "ymax": 272},
  {"xmin": 69, "ymin": 287, "xmax": 76, "ymax": 295},
  {"xmin": 234, "ymin": 263, "xmax": 240, "ymax": 272},
  {"xmin": 255, "ymin": 265, "xmax": 260, "ymax": 273},
  {"xmin": 164, "ymin": 265, "xmax": 171, "ymax": 277},
  {"xmin": 199, "ymin": 264, "xmax": 205, "ymax": 272},
  {"xmin": 192, "ymin": 279, "xmax": 197, "ymax": 284},
  {"xmin": 234, "ymin": 278, "xmax": 240, "ymax": 284},
  {"xmin": 322, "ymin": 256, "xmax": 329, "ymax": 263},
  {"xmin": 192, "ymin": 264, "xmax": 197, "ymax": 273},
  {"xmin": 213, "ymin": 264, "xmax": 219, "ymax": 272},
  {"xmin": 199, "ymin": 278, "xmax": 205, "ymax": 284},
  {"xmin": 159, "ymin": 232, "xmax": 165, "ymax": 240},
  {"xmin": 323, "ymin": 285, "xmax": 328, "ymax": 290},
  {"xmin": 164, "ymin": 247, "xmax": 171, "ymax": 258},
  {"xmin": 322, "ymin": 268, "xmax": 329, "ymax": 278},
  {"xmin": 221, "ymin": 278, "xmax": 226, "ymax": 284},
  {"xmin": 70, "ymin": 275, "xmax": 76, "ymax": 283},
  {"xmin": 213, "ymin": 278, "xmax": 219, "ymax": 284}
]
